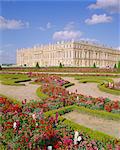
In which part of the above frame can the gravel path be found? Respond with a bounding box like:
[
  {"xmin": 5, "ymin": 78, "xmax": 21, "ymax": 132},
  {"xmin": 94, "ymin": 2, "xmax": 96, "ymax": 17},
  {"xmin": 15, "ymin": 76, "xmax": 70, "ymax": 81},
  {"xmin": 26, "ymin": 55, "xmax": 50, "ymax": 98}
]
[
  {"xmin": 0, "ymin": 81, "xmax": 40, "ymax": 101},
  {"xmin": 63, "ymin": 111, "xmax": 120, "ymax": 138},
  {"xmin": 63, "ymin": 77, "xmax": 120, "ymax": 101}
]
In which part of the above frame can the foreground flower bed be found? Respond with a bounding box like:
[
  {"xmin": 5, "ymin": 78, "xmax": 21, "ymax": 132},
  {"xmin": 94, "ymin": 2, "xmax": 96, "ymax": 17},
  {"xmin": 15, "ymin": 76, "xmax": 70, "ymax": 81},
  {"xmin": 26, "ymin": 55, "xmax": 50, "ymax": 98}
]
[{"xmin": 1, "ymin": 97, "xmax": 120, "ymax": 150}]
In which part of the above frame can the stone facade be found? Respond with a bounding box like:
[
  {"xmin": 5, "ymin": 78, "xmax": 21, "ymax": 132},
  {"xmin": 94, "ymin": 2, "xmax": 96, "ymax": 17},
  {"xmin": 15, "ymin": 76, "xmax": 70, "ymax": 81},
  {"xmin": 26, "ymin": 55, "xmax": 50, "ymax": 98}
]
[{"xmin": 16, "ymin": 41, "xmax": 120, "ymax": 67}]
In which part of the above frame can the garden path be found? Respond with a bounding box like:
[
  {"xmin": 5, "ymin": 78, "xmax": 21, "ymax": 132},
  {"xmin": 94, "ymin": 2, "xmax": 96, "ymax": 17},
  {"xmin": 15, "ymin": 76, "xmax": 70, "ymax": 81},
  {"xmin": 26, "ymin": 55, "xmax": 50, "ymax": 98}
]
[
  {"xmin": 63, "ymin": 111, "xmax": 120, "ymax": 138},
  {"xmin": 0, "ymin": 81, "xmax": 40, "ymax": 101},
  {"xmin": 63, "ymin": 77, "xmax": 120, "ymax": 101}
]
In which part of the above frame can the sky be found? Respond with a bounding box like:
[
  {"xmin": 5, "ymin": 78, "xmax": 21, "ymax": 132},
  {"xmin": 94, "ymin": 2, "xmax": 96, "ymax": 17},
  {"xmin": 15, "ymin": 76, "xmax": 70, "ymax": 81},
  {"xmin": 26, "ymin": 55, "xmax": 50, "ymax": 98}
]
[{"xmin": 0, "ymin": 0, "xmax": 120, "ymax": 64}]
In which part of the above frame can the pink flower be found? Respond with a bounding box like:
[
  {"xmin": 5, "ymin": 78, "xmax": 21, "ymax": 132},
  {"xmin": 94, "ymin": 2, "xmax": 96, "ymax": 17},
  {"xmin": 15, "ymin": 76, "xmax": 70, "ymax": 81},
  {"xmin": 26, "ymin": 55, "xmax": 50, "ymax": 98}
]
[
  {"xmin": 22, "ymin": 99, "xmax": 27, "ymax": 105},
  {"xmin": 32, "ymin": 113, "xmax": 36, "ymax": 120}
]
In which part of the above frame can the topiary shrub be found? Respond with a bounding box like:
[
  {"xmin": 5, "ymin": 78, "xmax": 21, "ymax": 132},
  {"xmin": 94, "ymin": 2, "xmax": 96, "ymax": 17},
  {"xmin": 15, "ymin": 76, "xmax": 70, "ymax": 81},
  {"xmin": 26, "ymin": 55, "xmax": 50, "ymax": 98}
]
[
  {"xmin": 36, "ymin": 62, "xmax": 40, "ymax": 68},
  {"xmin": 114, "ymin": 64, "xmax": 117, "ymax": 68},
  {"xmin": 93, "ymin": 62, "xmax": 96, "ymax": 68},
  {"xmin": 59, "ymin": 62, "xmax": 62, "ymax": 68},
  {"xmin": 0, "ymin": 65, "xmax": 2, "ymax": 70}
]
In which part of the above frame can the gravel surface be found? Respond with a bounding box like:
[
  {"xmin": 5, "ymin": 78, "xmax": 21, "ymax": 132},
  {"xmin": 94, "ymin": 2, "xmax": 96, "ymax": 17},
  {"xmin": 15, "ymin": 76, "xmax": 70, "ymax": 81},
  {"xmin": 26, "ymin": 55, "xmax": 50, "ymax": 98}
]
[
  {"xmin": 63, "ymin": 77, "xmax": 120, "ymax": 101},
  {"xmin": 0, "ymin": 81, "xmax": 40, "ymax": 101},
  {"xmin": 63, "ymin": 111, "xmax": 120, "ymax": 138}
]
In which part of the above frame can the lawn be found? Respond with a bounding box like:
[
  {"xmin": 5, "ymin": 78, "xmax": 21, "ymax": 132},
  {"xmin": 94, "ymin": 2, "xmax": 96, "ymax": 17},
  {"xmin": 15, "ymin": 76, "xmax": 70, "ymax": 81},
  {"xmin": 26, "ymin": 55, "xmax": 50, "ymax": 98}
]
[{"xmin": 0, "ymin": 73, "xmax": 31, "ymax": 86}]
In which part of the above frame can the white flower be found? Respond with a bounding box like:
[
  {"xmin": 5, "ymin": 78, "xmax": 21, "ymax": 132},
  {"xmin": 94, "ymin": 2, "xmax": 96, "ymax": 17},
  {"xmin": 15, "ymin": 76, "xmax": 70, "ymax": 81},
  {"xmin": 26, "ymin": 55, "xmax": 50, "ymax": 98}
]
[
  {"xmin": 36, "ymin": 123, "xmax": 38, "ymax": 127},
  {"xmin": 47, "ymin": 146, "xmax": 52, "ymax": 150},
  {"xmin": 77, "ymin": 136, "xmax": 82, "ymax": 142},
  {"xmin": 74, "ymin": 131, "xmax": 79, "ymax": 138},
  {"xmin": 13, "ymin": 122, "xmax": 17, "ymax": 129},
  {"xmin": 74, "ymin": 131, "xmax": 79, "ymax": 145}
]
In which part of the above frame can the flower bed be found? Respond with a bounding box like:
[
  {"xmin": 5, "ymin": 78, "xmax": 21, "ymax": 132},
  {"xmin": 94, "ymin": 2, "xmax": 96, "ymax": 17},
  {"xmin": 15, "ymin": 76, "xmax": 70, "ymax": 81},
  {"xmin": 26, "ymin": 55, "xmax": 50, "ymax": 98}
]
[
  {"xmin": 34, "ymin": 74, "xmax": 120, "ymax": 113},
  {"xmin": 1, "ymin": 97, "xmax": 120, "ymax": 150},
  {"xmin": 1, "ymin": 73, "xmax": 120, "ymax": 149}
]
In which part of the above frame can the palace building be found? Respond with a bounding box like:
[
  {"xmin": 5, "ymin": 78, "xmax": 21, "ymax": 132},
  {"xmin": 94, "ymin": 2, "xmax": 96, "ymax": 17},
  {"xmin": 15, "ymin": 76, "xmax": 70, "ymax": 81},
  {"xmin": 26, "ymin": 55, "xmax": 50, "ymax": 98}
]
[{"xmin": 16, "ymin": 41, "xmax": 120, "ymax": 68}]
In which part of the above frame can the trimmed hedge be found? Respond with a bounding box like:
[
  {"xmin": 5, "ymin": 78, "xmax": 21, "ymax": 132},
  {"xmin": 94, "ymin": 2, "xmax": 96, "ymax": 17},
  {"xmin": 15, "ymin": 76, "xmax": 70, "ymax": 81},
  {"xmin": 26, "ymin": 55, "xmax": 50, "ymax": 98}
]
[
  {"xmin": 75, "ymin": 76, "xmax": 120, "ymax": 95},
  {"xmin": 45, "ymin": 105, "xmax": 120, "ymax": 121},
  {"xmin": 98, "ymin": 83, "xmax": 120, "ymax": 95},
  {"xmin": 44, "ymin": 105, "xmax": 120, "ymax": 147},
  {"xmin": 36, "ymin": 86, "xmax": 48, "ymax": 100},
  {"xmin": 14, "ymin": 79, "xmax": 31, "ymax": 83},
  {"xmin": 62, "ymin": 82, "xmax": 75, "ymax": 88},
  {"xmin": 62, "ymin": 117, "xmax": 116, "ymax": 146}
]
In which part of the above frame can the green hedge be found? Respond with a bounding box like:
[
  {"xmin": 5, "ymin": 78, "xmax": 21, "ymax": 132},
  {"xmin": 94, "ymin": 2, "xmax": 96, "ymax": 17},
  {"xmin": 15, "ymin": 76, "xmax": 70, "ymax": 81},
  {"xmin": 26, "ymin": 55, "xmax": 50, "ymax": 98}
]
[
  {"xmin": 45, "ymin": 105, "xmax": 120, "ymax": 121},
  {"xmin": 44, "ymin": 105, "xmax": 120, "ymax": 147},
  {"xmin": 0, "ymin": 74, "xmax": 31, "ymax": 86},
  {"xmin": 62, "ymin": 117, "xmax": 116, "ymax": 147},
  {"xmin": 14, "ymin": 79, "xmax": 31, "ymax": 83},
  {"xmin": 62, "ymin": 82, "xmax": 75, "ymax": 88},
  {"xmin": 36, "ymin": 87, "xmax": 48, "ymax": 100},
  {"xmin": 75, "ymin": 76, "xmax": 120, "ymax": 95},
  {"xmin": 98, "ymin": 83, "xmax": 120, "ymax": 95}
]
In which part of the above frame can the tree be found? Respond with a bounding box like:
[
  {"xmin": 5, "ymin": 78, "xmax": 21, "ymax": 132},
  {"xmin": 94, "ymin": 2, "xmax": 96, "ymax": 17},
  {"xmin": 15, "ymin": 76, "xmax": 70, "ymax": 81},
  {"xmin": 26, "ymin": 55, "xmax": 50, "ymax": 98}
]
[
  {"xmin": 114, "ymin": 63, "xmax": 117, "ymax": 68},
  {"xmin": 93, "ymin": 62, "xmax": 96, "ymax": 68},
  {"xmin": 118, "ymin": 61, "xmax": 120, "ymax": 69},
  {"xmin": 36, "ymin": 62, "xmax": 40, "ymax": 68},
  {"xmin": 59, "ymin": 62, "xmax": 62, "ymax": 68},
  {"xmin": 0, "ymin": 65, "xmax": 2, "ymax": 70}
]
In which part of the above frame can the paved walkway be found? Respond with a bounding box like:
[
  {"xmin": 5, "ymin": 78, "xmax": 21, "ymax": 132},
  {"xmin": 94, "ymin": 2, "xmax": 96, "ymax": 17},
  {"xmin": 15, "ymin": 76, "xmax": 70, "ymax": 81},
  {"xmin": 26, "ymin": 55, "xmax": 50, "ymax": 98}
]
[
  {"xmin": 0, "ymin": 81, "xmax": 40, "ymax": 101},
  {"xmin": 1, "ymin": 71, "xmax": 120, "ymax": 77},
  {"xmin": 63, "ymin": 111, "xmax": 120, "ymax": 138},
  {"xmin": 63, "ymin": 77, "xmax": 120, "ymax": 101}
]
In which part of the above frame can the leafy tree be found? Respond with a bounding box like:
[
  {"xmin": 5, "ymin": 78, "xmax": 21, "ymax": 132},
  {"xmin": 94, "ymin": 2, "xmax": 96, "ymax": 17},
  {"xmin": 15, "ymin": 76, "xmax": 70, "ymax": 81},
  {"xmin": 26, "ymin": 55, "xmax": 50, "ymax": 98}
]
[
  {"xmin": 59, "ymin": 62, "xmax": 62, "ymax": 68},
  {"xmin": 118, "ymin": 61, "xmax": 120, "ymax": 69},
  {"xmin": 36, "ymin": 62, "xmax": 40, "ymax": 68},
  {"xmin": 114, "ymin": 63, "xmax": 117, "ymax": 68},
  {"xmin": 93, "ymin": 62, "xmax": 96, "ymax": 68}
]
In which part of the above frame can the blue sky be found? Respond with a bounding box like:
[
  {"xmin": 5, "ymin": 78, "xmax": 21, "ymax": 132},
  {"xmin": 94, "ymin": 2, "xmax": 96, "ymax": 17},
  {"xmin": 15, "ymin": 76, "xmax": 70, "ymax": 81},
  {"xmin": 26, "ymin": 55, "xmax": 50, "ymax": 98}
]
[{"xmin": 0, "ymin": 0, "xmax": 120, "ymax": 64}]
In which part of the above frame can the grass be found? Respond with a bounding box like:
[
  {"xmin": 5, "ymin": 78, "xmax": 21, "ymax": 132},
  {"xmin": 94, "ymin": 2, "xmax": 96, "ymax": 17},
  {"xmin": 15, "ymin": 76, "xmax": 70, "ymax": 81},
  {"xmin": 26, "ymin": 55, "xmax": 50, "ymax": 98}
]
[
  {"xmin": 36, "ymin": 86, "xmax": 49, "ymax": 100},
  {"xmin": 0, "ymin": 73, "xmax": 31, "ymax": 86},
  {"xmin": 75, "ymin": 76, "xmax": 120, "ymax": 95},
  {"xmin": 98, "ymin": 83, "xmax": 120, "ymax": 95},
  {"xmin": 45, "ymin": 105, "xmax": 120, "ymax": 121}
]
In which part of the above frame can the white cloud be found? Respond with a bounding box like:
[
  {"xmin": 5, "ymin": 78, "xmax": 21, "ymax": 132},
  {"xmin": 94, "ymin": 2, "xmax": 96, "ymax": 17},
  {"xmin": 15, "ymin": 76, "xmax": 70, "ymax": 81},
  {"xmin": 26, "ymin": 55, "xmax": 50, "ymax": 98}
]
[
  {"xmin": 0, "ymin": 16, "xmax": 29, "ymax": 30},
  {"xmin": 88, "ymin": 0, "xmax": 120, "ymax": 13},
  {"xmin": 53, "ymin": 30, "xmax": 82, "ymax": 40},
  {"xmin": 38, "ymin": 22, "xmax": 52, "ymax": 31},
  {"xmin": 64, "ymin": 21, "xmax": 75, "ymax": 30},
  {"xmin": 85, "ymin": 14, "xmax": 112, "ymax": 25},
  {"xmin": 53, "ymin": 21, "xmax": 82, "ymax": 40}
]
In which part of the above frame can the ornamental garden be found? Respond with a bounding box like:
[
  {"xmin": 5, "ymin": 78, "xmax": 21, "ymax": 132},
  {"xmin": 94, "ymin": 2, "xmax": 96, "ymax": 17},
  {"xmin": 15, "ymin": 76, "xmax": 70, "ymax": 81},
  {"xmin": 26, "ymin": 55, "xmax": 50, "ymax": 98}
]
[{"xmin": 0, "ymin": 68, "xmax": 120, "ymax": 150}]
